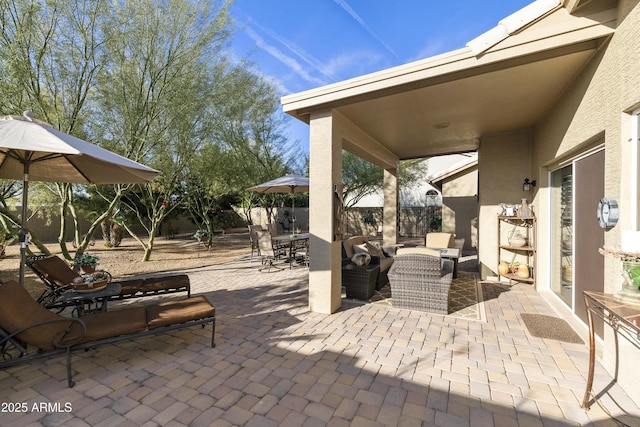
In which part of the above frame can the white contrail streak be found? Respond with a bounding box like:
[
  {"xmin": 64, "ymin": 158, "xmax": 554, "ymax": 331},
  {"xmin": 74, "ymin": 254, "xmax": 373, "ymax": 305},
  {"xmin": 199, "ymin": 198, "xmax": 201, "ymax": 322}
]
[
  {"xmin": 333, "ymin": 0, "xmax": 399, "ymax": 59},
  {"xmin": 252, "ymin": 20, "xmax": 340, "ymax": 82},
  {"xmin": 245, "ymin": 27, "xmax": 327, "ymax": 86}
]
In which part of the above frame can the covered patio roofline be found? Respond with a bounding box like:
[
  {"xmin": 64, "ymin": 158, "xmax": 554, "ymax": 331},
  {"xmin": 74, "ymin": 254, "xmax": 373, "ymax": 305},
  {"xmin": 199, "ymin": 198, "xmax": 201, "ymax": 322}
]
[{"xmin": 282, "ymin": 8, "xmax": 614, "ymax": 125}]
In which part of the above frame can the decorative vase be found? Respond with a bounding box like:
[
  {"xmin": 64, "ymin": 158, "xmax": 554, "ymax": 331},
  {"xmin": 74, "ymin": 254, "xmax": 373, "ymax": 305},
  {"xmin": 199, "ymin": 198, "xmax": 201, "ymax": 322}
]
[
  {"xmin": 518, "ymin": 198, "xmax": 534, "ymax": 218},
  {"xmin": 517, "ymin": 264, "xmax": 530, "ymax": 279},
  {"xmin": 351, "ymin": 253, "xmax": 371, "ymax": 267},
  {"xmin": 498, "ymin": 260, "xmax": 509, "ymax": 275},
  {"xmin": 615, "ymin": 260, "xmax": 640, "ymax": 303}
]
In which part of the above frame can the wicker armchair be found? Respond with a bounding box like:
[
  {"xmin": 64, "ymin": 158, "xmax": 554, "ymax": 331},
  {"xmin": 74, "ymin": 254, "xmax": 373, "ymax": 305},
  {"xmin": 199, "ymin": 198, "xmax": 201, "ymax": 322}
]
[
  {"xmin": 425, "ymin": 232, "xmax": 455, "ymax": 249},
  {"xmin": 388, "ymin": 250, "xmax": 454, "ymax": 314}
]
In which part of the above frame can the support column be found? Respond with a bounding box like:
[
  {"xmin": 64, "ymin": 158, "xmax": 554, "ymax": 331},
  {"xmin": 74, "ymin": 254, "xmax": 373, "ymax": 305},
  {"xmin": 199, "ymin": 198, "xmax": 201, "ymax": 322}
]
[
  {"xmin": 308, "ymin": 110, "xmax": 342, "ymax": 314},
  {"xmin": 383, "ymin": 166, "xmax": 399, "ymax": 246}
]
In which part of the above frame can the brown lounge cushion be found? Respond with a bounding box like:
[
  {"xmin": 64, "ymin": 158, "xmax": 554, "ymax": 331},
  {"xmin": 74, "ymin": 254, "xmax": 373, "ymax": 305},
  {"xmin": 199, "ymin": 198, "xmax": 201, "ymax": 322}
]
[
  {"xmin": 0, "ymin": 279, "xmax": 216, "ymax": 388},
  {"xmin": 147, "ymin": 296, "xmax": 216, "ymax": 329},
  {"xmin": 31, "ymin": 256, "xmax": 80, "ymax": 288},
  {"xmin": 141, "ymin": 274, "xmax": 190, "ymax": 294},
  {"xmin": 0, "ymin": 281, "xmax": 213, "ymax": 349},
  {"xmin": 62, "ymin": 308, "xmax": 148, "ymax": 345},
  {"xmin": 0, "ymin": 281, "xmax": 74, "ymax": 351}
]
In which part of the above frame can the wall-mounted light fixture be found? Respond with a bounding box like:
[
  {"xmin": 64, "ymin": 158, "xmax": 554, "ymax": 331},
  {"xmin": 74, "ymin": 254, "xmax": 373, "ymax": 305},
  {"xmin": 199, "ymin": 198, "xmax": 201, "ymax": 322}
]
[{"xmin": 523, "ymin": 178, "xmax": 536, "ymax": 192}]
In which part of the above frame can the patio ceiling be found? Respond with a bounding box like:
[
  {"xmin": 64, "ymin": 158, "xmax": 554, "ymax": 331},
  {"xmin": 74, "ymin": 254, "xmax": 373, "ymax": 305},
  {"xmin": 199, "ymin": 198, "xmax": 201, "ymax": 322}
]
[
  {"xmin": 282, "ymin": 4, "xmax": 615, "ymax": 163},
  {"xmin": 330, "ymin": 46, "xmax": 597, "ymax": 160}
]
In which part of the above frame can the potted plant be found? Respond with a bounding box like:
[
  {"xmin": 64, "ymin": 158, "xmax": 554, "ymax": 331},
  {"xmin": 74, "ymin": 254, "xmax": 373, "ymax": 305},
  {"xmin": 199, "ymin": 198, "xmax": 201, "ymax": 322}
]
[
  {"xmin": 600, "ymin": 246, "xmax": 640, "ymax": 302},
  {"xmin": 509, "ymin": 261, "xmax": 520, "ymax": 274},
  {"xmin": 75, "ymin": 252, "xmax": 100, "ymax": 274},
  {"xmin": 193, "ymin": 229, "xmax": 212, "ymax": 245}
]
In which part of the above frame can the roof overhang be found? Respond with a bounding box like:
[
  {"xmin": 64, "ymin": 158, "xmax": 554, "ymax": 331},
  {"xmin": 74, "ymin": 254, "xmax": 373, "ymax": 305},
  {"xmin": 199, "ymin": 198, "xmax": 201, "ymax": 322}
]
[
  {"xmin": 282, "ymin": 3, "xmax": 616, "ymax": 161},
  {"xmin": 427, "ymin": 154, "xmax": 479, "ymax": 184}
]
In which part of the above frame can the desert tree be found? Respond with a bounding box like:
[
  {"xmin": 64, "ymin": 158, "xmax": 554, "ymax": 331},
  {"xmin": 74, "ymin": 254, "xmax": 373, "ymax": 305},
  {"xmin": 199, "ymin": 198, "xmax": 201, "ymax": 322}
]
[
  {"xmin": 203, "ymin": 65, "xmax": 303, "ymax": 224},
  {"xmin": 0, "ymin": 0, "xmax": 110, "ymax": 259},
  {"xmin": 84, "ymin": 0, "xmax": 234, "ymax": 260},
  {"xmin": 342, "ymin": 151, "xmax": 428, "ymax": 209}
]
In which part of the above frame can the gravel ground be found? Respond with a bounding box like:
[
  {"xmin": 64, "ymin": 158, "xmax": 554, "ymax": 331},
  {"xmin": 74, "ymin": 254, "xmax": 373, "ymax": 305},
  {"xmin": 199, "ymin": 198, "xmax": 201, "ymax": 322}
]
[{"xmin": 0, "ymin": 231, "xmax": 251, "ymax": 298}]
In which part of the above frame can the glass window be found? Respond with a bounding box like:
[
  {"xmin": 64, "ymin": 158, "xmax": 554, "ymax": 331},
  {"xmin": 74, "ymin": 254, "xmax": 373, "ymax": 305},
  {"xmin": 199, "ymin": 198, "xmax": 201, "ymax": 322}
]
[{"xmin": 551, "ymin": 165, "xmax": 573, "ymax": 307}]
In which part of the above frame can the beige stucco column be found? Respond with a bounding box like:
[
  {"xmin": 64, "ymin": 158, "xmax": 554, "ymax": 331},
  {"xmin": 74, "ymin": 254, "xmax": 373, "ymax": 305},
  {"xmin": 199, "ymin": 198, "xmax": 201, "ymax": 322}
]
[
  {"xmin": 308, "ymin": 110, "xmax": 343, "ymax": 314},
  {"xmin": 383, "ymin": 167, "xmax": 399, "ymax": 246}
]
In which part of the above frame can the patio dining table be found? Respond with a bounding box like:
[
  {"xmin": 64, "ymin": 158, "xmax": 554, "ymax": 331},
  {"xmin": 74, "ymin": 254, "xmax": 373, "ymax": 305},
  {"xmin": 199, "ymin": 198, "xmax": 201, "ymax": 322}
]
[{"xmin": 272, "ymin": 233, "xmax": 310, "ymax": 268}]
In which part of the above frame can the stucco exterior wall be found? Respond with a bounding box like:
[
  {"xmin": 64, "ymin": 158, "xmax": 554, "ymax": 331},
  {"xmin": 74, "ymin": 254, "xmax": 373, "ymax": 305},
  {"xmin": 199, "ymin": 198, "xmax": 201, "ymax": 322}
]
[
  {"xmin": 531, "ymin": 0, "xmax": 640, "ymax": 404},
  {"xmin": 478, "ymin": 130, "xmax": 532, "ymax": 280},
  {"xmin": 441, "ymin": 167, "xmax": 478, "ymax": 251}
]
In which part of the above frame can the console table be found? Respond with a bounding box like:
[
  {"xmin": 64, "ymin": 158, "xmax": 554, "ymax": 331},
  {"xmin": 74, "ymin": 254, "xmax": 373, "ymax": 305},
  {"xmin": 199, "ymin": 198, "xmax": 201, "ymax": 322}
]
[{"xmin": 582, "ymin": 291, "xmax": 640, "ymax": 409}]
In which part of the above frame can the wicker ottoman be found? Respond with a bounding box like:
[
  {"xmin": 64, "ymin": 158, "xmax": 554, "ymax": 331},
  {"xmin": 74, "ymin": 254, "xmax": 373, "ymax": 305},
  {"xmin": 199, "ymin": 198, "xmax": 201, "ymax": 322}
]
[{"xmin": 342, "ymin": 264, "xmax": 379, "ymax": 300}]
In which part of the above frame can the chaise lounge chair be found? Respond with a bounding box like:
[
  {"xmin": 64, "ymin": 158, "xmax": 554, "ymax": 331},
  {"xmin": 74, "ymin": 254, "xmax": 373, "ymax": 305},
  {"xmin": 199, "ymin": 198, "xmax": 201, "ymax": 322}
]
[
  {"xmin": 0, "ymin": 280, "xmax": 215, "ymax": 387},
  {"xmin": 27, "ymin": 255, "xmax": 190, "ymax": 309}
]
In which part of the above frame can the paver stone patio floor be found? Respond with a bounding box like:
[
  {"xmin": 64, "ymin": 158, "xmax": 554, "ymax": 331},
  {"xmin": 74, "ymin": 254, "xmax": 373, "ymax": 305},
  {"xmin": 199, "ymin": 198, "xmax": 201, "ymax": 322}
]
[{"xmin": 2, "ymin": 254, "xmax": 640, "ymax": 426}]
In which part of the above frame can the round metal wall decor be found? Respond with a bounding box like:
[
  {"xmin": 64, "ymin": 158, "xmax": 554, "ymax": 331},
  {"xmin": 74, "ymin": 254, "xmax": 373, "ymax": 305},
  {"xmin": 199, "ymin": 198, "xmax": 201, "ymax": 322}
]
[{"xmin": 596, "ymin": 197, "xmax": 619, "ymax": 229}]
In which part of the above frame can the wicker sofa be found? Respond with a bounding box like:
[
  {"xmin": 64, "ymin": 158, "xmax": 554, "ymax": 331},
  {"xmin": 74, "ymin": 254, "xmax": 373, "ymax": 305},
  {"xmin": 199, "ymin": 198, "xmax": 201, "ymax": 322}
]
[
  {"xmin": 342, "ymin": 236, "xmax": 394, "ymax": 290},
  {"xmin": 387, "ymin": 247, "xmax": 454, "ymax": 314}
]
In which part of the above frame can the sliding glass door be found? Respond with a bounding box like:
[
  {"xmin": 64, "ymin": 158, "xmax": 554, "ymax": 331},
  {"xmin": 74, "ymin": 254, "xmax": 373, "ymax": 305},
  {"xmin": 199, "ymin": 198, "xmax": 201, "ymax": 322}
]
[
  {"xmin": 551, "ymin": 165, "xmax": 573, "ymax": 307},
  {"xmin": 550, "ymin": 149, "xmax": 604, "ymax": 335}
]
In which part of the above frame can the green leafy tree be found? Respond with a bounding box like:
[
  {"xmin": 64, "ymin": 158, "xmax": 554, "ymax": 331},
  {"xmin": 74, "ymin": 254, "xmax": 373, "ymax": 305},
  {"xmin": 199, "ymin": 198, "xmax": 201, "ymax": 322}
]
[
  {"xmin": 342, "ymin": 151, "xmax": 428, "ymax": 209},
  {"xmin": 193, "ymin": 65, "xmax": 304, "ymax": 225},
  {"xmin": 88, "ymin": 0, "xmax": 234, "ymax": 261},
  {"xmin": 0, "ymin": 0, "xmax": 305, "ymax": 263},
  {"xmin": 0, "ymin": 0, "xmax": 109, "ymax": 260}
]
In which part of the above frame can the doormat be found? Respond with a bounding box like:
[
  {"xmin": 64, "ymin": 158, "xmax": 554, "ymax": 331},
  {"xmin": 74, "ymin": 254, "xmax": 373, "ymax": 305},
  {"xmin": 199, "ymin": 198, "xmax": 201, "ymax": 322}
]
[{"xmin": 520, "ymin": 313, "xmax": 584, "ymax": 344}]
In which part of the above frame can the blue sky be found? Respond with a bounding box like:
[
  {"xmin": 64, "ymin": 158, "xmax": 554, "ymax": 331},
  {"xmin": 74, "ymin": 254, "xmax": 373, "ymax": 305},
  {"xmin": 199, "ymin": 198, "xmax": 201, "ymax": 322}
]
[{"xmin": 229, "ymin": 0, "xmax": 535, "ymax": 153}]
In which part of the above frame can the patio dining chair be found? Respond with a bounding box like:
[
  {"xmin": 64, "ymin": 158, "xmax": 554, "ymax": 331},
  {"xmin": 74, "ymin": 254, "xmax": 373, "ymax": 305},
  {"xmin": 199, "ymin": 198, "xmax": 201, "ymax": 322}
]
[
  {"xmin": 256, "ymin": 230, "xmax": 285, "ymax": 272},
  {"xmin": 266, "ymin": 223, "xmax": 278, "ymax": 236},
  {"xmin": 293, "ymin": 239, "xmax": 310, "ymax": 269},
  {"xmin": 247, "ymin": 225, "xmax": 263, "ymax": 262}
]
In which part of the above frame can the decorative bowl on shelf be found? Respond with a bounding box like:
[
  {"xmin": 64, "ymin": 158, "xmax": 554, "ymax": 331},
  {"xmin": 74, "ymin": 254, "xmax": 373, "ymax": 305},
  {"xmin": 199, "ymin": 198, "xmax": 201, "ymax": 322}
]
[
  {"xmin": 72, "ymin": 280, "xmax": 108, "ymax": 293},
  {"xmin": 509, "ymin": 236, "xmax": 527, "ymax": 247}
]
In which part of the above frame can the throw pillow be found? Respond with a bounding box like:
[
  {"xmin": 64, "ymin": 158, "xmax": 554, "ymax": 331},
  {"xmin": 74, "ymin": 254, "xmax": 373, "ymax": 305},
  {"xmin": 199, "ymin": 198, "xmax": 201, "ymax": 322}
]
[
  {"xmin": 352, "ymin": 243, "xmax": 369, "ymax": 254},
  {"xmin": 365, "ymin": 241, "xmax": 384, "ymax": 258}
]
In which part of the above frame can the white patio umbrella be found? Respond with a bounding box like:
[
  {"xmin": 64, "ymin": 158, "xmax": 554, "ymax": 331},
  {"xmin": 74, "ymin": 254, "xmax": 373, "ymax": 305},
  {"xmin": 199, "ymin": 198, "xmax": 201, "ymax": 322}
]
[
  {"xmin": 247, "ymin": 173, "xmax": 309, "ymax": 230},
  {"xmin": 0, "ymin": 111, "xmax": 160, "ymax": 285}
]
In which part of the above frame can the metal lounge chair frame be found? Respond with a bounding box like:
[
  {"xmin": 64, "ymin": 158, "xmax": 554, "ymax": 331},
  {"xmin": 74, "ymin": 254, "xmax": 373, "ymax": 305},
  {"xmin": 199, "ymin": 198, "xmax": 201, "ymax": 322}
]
[
  {"xmin": 0, "ymin": 280, "xmax": 215, "ymax": 388},
  {"xmin": 27, "ymin": 255, "xmax": 190, "ymax": 310}
]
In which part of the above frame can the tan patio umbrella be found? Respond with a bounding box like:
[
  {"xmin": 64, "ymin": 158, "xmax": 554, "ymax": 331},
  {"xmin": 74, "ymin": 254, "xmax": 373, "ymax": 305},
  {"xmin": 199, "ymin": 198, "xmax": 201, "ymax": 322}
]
[
  {"xmin": 247, "ymin": 173, "xmax": 309, "ymax": 231},
  {"xmin": 0, "ymin": 111, "xmax": 160, "ymax": 285}
]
